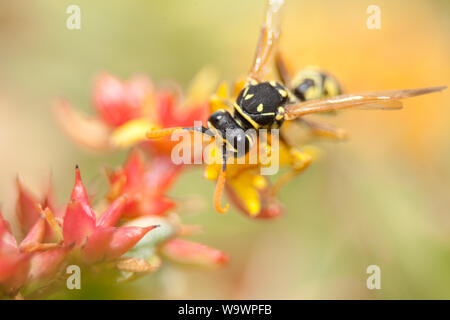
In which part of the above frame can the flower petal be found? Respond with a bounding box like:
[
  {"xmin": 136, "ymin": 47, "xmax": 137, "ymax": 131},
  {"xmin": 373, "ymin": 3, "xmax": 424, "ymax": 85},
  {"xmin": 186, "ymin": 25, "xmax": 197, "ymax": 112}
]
[
  {"xmin": 0, "ymin": 213, "xmax": 29, "ymax": 294},
  {"xmin": 125, "ymin": 196, "xmax": 176, "ymax": 219},
  {"xmin": 110, "ymin": 118, "xmax": 158, "ymax": 148},
  {"xmin": 226, "ymin": 171, "xmax": 262, "ymax": 217},
  {"xmin": 71, "ymin": 167, "xmax": 90, "ymax": 203},
  {"xmin": 27, "ymin": 247, "xmax": 67, "ymax": 283},
  {"xmin": 62, "ymin": 200, "xmax": 96, "ymax": 248},
  {"xmin": 0, "ymin": 213, "xmax": 18, "ymax": 254},
  {"xmin": 185, "ymin": 67, "xmax": 219, "ymax": 106},
  {"xmin": 116, "ymin": 256, "xmax": 161, "ymax": 273},
  {"xmin": 0, "ymin": 254, "xmax": 24, "ymax": 282},
  {"xmin": 226, "ymin": 174, "xmax": 284, "ymax": 219},
  {"xmin": 97, "ymin": 195, "xmax": 127, "ymax": 228},
  {"xmin": 160, "ymin": 239, "xmax": 229, "ymax": 268},
  {"xmin": 93, "ymin": 73, "xmax": 151, "ymax": 127},
  {"xmin": 19, "ymin": 218, "xmax": 46, "ymax": 252},
  {"xmin": 53, "ymin": 98, "xmax": 112, "ymax": 151},
  {"xmin": 142, "ymin": 156, "xmax": 183, "ymax": 195},
  {"xmin": 0, "ymin": 253, "xmax": 29, "ymax": 295},
  {"xmin": 107, "ymin": 152, "xmax": 181, "ymax": 218},
  {"xmin": 15, "ymin": 178, "xmax": 41, "ymax": 234},
  {"xmin": 116, "ymin": 150, "xmax": 145, "ymax": 187},
  {"xmin": 105, "ymin": 150, "xmax": 144, "ymax": 201},
  {"xmin": 156, "ymin": 91, "xmax": 209, "ymax": 128},
  {"xmin": 82, "ymin": 227, "xmax": 115, "ymax": 263},
  {"xmin": 106, "ymin": 226, "xmax": 157, "ymax": 260}
]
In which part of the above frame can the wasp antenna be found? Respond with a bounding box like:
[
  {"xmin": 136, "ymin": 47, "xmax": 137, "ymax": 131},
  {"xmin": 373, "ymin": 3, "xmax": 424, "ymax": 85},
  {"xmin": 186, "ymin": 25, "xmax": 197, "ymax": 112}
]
[
  {"xmin": 214, "ymin": 146, "xmax": 229, "ymax": 214},
  {"xmin": 146, "ymin": 127, "xmax": 182, "ymax": 139},
  {"xmin": 214, "ymin": 168, "xmax": 229, "ymax": 214}
]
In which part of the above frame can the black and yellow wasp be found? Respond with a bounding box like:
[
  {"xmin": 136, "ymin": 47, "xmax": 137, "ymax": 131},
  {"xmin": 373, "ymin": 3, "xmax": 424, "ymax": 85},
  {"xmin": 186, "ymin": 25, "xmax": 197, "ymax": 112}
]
[{"xmin": 147, "ymin": 0, "xmax": 446, "ymax": 213}]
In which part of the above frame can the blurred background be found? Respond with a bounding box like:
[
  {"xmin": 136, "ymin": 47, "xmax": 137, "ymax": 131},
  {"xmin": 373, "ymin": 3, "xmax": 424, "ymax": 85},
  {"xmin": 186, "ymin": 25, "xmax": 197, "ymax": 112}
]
[{"xmin": 0, "ymin": 0, "xmax": 449, "ymax": 299}]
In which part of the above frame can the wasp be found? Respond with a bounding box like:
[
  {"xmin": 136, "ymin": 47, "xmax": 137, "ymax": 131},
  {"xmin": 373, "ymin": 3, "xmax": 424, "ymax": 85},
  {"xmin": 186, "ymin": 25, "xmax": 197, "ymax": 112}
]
[{"xmin": 147, "ymin": 0, "xmax": 446, "ymax": 213}]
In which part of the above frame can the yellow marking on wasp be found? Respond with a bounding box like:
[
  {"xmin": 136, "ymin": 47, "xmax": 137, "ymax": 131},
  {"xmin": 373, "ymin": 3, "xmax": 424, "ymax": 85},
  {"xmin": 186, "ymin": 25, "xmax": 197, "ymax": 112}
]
[
  {"xmin": 246, "ymin": 134, "xmax": 254, "ymax": 146},
  {"xmin": 278, "ymin": 89, "xmax": 287, "ymax": 97},
  {"xmin": 233, "ymin": 103, "xmax": 260, "ymax": 129},
  {"xmin": 208, "ymin": 121, "xmax": 239, "ymax": 153},
  {"xmin": 257, "ymin": 103, "xmax": 264, "ymax": 112},
  {"xmin": 207, "ymin": 121, "xmax": 224, "ymax": 141},
  {"xmin": 234, "ymin": 117, "xmax": 244, "ymax": 128},
  {"xmin": 250, "ymin": 80, "xmax": 258, "ymax": 86},
  {"xmin": 323, "ymin": 77, "xmax": 341, "ymax": 97},
  {"xmin": 225, "ymin": 140, "xmax": 238, "ymax": 152},
  {"xmin": 276, "ymin": 114, "xmax": 284, "ymax": 121},
  {"xmin": 278, "ymin": 106, "xmax": 285, "ymax": 114},
  {"xmin": 245, "ymin": 94, "xmax": 254, "ymax": 100},
  {"xmin": 270, "ymin": 81, "xmax": 277, "ymax": 87}
]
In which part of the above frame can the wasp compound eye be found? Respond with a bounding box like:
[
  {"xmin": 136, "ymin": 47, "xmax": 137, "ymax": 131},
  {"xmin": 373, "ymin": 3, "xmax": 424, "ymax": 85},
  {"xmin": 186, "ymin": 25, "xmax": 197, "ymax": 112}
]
[
  {"xmin": 207, "ymin": 110, "xmax": 255, "ymax": 158},
  {"xmin": 207, "ymin": 110, "xmax": 239, "ymax": 138}
]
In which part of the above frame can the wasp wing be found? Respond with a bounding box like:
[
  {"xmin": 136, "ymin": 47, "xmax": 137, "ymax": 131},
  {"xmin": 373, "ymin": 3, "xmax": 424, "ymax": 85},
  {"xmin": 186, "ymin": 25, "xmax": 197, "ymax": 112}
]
[
  {"xmin": 248, "ymin": 0, "xmax": 285, "ymax": 82},
  {"xmin": 284, "ymin": 86, "xmax": 447, "ymax": 120},
  {"xmin": 274, "ymin": 51, "xmax": 292, "ymax": 86}
]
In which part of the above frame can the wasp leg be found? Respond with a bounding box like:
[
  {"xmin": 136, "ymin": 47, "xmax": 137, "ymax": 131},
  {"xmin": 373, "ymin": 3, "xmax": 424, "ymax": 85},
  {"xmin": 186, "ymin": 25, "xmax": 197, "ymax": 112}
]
[
  {"xmin": 213, "ymin": 144, "xmax": 229, "ymax": 213},
  {"xmin": 146, "ymin": 126, "xmax": 214, "ymax": 139},
  {"xmin": 270, "ymin": 135, "xmax": 312, "ymax": 195},
  {"xmin": 183, "ymin": 126, "xmax": 216, "ymax": 137},
  {"xmin": 297, "ymin": 117, "xmax": 348, "ymax": 141}
]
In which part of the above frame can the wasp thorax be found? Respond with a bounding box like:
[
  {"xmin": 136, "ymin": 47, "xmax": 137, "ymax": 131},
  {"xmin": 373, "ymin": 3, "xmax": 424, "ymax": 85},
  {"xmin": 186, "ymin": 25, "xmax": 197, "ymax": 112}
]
[{"xmin": 234, "ymin": 81, "xmax": 288, "ymax": 129}]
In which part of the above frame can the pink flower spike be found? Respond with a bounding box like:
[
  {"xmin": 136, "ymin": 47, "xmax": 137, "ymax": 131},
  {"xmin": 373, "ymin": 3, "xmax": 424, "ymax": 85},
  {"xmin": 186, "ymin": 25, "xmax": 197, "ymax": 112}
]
[
  {"xmin": 105, "ymin": 226, "xmax": 158, "ymax": 260},
  {"xmin": 0, "ymin": 213, "xmax": 30, "ymax": 295},
  {"xmin": 63, "ymin": 167, "xmax": 97, "ymax": 247},
  {"xmin": 19, "ymin": 218, "xmax": 46, "ymax": 252},
  {"xmin": 96, "ymin": 195, "xmax": 127, "ymax": 228},
  {"xmin": 62, "ymin": 200, "xmax": 96, "ymax": 248},
  {"xmin": 71, "ymin": 166, "xmax": 91, "ymax": 205},
  {"xmin": 27, "ymin": 247, "xmax": 68, "ymax": 283},
  {"xmin": 0, "ymin": 253, "xmax": 29, "ymax": 295},
  {"xmin": 0, "ymin": 254, "xmax": 24, "ymax": 282},
  {"xmin": 160, "ymin": 239, "xmax": 229, "ymax": 268},
  {"xmin": 81, "ymin": 227, "xmax": 115, "ymax": 263},
  {"xmin": 16, "ymin": 178, "xmax": 42, "ymax": 234},
  {"xmin": 0, "ymin": 213, "xmax": 19, "ymax": 254}
]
